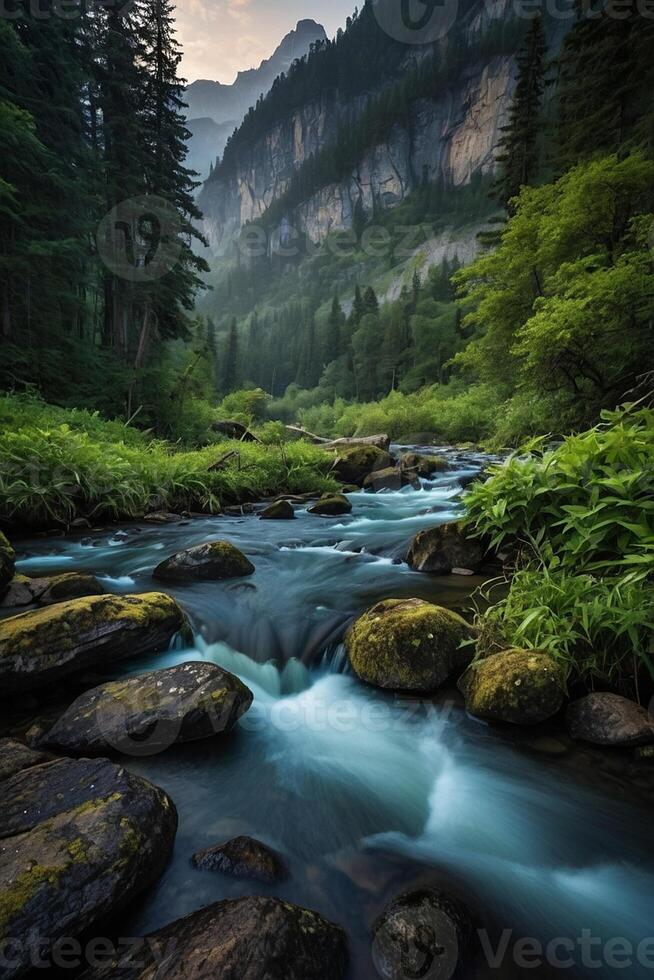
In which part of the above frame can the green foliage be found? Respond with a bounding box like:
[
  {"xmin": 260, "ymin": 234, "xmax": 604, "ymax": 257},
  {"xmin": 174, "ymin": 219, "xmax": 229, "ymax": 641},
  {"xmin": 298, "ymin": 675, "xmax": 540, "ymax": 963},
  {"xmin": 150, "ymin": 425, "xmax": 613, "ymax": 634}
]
[
  {"xmin": 0, "ymin": 395, "xmax": 336, "ymax": 527},
  {"xmin": 465, "ymin": 406, "xmax": 654, "ymax": 686},
  {"xmin": 217, "ymin": 388, "xmax": 270, "ymax": 424}
]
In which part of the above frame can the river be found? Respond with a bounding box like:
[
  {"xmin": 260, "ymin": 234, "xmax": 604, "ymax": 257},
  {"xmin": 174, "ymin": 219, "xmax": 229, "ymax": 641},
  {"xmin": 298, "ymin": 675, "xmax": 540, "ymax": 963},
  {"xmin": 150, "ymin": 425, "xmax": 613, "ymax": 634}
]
[{"xmin": 12, "ymin": 448, "xmax": 654, "ymax": 979}]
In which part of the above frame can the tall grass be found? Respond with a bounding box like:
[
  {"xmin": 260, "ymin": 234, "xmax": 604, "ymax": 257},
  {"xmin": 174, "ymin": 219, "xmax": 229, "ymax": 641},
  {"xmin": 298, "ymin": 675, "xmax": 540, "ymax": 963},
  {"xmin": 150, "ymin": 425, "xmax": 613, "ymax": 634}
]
[{"xmin": 0, "ymin": 394, "xmax": 337, "ymax": 527}]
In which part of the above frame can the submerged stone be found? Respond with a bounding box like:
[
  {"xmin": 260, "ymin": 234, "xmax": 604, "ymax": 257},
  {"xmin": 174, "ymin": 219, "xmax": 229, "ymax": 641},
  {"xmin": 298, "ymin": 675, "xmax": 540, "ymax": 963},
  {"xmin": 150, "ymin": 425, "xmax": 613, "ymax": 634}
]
[
  {"xmin": 80, "ymin": 895, "xmax": 347, "ymax": 980},
  {"xmin": 567, "ymin": 693, "xmax": 654, "ymax": 746},
  {"xmin": 307, "ymin": 494, "xmax": 353, "ymax": 516},
  {"xmin": 0, "ymin": 755, "xmax": 177, "ymax": 978},
  {"xmin": 153, "ymin": 540, "xmax": 255, "ymax": 582},
  {"xmin": 41, "ymin": 662, "xmax": 253, "ymax": 755},
  {"xmin": 192, "ymin": 835, "xmax": 287, "ymax": 883},
  {"xmin": 346, "ymin": 598, "xmax": 474, "ymax": 692},
  {"xmin": 458, "ymin": 649, "xmax": 566, "ymax": 725},
  {"xmin": 0, "ymin": 592, "xmax": 187, "ymax": 693},
  {"xmin": 260, "ymin": 499, "xmax": 295, "ymax": 520},
  {"xmin": 407, "ymin": 521, "xmax": 484, "ymax": 575}
]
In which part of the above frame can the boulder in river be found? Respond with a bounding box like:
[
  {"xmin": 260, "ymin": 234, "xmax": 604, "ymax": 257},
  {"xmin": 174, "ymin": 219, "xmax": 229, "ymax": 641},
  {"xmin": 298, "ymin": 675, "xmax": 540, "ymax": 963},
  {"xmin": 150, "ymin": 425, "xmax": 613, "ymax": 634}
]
[
  {"xmin": 567, "ymin": 693, "xmax": 654, "ymax": 746},
  {"xmin": 41, "ymin": 662, "xmax": 253, "ymax": 755},
  {"xmin": 153, "ymin": 540, "xmax": 255, "ymax": 582},
  {"xmin": 0, "ymin": 592, "xmax": 187, "ymax": 694},
  {"xmin": 0, "ymin": 738, "xmax": 51, "ymax": 782},
  {"xmin": 0, "ymin": 531, "xmax": 15, "ymax": 597},
  {"xmin": 1, "ymin": 572, "xmax": 106, "ymax": 609},
  {"xmin": 260, "ymin": 499, "xmax": 295, "ymax": 520},
  {"xmin": 80, "ymin": 895, "xmax": 347, "ymax": 980},
  {"xmin": 143, "ymin": 511, "xmax": 182, "ymax": 524},
  {"xmin": 407, "ymin": 521, "xmax": 485, "ymax": 575},
  {"xmin": 399, "ymin": 452, "xmax": 449, "ymax": 477},
  {"xmin": 458, "ymin": 649, "xmax": 566, "ymax": 725},
  {"xmin": 307, "ymin": 494, "xmax": 353, "ymax": 517},
  {"xmin": 346, "ymin": 598, "xmax": 474, "ymax": 692},
  {"xmin": 192, "ymin": 835, "xmax": 288, "ymax": 883},
  {"xmin": 363, "ymin": 467, "xmax": 421, "ymax": 492},
  {"xmin": 372, "ymin": 889, "xmax": 472, "ymax": 980},
  {"xmin": 331, "ymin": 445, "xmax": 394, "ymax": 486},
  {"xmin": 0, "ymin": 754, "xmax": 177, "ymax": 978}
]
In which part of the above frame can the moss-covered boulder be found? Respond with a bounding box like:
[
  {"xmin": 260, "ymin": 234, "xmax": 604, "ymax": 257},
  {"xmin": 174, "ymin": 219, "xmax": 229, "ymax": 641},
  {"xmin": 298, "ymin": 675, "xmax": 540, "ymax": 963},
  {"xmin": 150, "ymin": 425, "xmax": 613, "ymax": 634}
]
[
  {"xmin": 1, "ymin": 572, "xmax": 106, "ymax": 609},
  {"xmin": 372, "ymin": 890, "xmax": 471, "ymax": 980},
  {"xmin": 346, "ymin": 598, "xmax": 474, "ymax": 692},
  {"xmin": 192, "ymin": 835, "xmax": 288, "ymax": 883},
  {"xmin": 0, "ymin": 592, "xmax": 187, "ymax": 694},
  {"xmin": 41, "ymin": 662, "xmax": 253, "ymax": 755},
  {"xmin": 363, "ymin": 467, "xmax": 420, "ymax": 492},
  {"xmin": 153, "ymin": 540, "xmax": 254, "ymax": 582},
  {"xmin": 567, "ymin": 693, "xmax": 654, "ymax": 746},
  {"xmin": 399, "ymin": 452, "xmax": 449, "ymax": 477},
  {"xmin": 308, "ymin": 494, "xmax": 353, "ymax": 517},
  {"xmin": 458, "ymin": 649, "xmax": 566, "ymax": 725},
  {"xmin": 0, "ymin": 531, "xmax": 15, "ymax": 597},
  {"xmin": 0, "ymin": 754, "xmax": 176, "ymax": 978},
  {"xmin": 81, "ymin": 896, "xmax": 347, "ymax": 980},
  {"xmin": 260, "ymin": 499, "xmax": 295, "ymax": 520},
  {"xmin": 407, "ymin": 521, "xmax": 485, "ymax": 575},
  {"xmin": 331, "ymin": 445, "xmax": 394, "ymax": 486}
]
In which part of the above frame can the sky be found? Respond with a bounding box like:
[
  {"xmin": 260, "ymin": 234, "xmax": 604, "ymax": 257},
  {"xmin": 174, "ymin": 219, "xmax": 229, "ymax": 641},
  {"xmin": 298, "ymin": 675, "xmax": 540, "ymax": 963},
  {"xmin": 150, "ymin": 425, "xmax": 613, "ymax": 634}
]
[{"xmin": 175, "ymin": 0, "xmax": 356, "ymax": 85}]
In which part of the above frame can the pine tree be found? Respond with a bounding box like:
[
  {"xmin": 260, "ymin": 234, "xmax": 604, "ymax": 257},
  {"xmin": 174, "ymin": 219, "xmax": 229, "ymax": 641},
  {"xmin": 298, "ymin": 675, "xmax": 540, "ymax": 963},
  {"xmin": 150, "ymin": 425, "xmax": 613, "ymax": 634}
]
[
  {"xmin": 222, "ymin": 320, "xmax": 239, "ymax": 393},
  {"xmin": 362, "ymin": 286, "xmax": 378, "ymax": 314},
  {"xmin": 492, "ymin": 17, "xmax": 548, "ymax": 211},
  {"xmin": 325, "ymin": 294, "xmax": 344, "ymax": 362}
]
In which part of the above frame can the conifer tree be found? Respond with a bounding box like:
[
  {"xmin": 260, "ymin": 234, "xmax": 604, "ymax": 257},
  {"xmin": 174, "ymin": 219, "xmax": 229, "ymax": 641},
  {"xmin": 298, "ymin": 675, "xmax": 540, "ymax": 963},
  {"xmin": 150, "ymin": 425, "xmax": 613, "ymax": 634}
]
[
  {"xmin": 222, "ymin": 319, "xmax": 239, "ymax": 393},
  {"xmin": 325, "ymin": 294, "xmax": 344, "ymax": 361}
]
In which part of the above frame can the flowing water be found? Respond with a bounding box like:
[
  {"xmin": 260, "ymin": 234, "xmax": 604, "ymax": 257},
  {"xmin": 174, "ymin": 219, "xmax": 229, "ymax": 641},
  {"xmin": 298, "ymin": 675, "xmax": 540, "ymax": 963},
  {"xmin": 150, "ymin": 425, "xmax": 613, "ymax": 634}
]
[{"xmin": 12, "ymin": 448, "xmax": 654, "ymax": 978}]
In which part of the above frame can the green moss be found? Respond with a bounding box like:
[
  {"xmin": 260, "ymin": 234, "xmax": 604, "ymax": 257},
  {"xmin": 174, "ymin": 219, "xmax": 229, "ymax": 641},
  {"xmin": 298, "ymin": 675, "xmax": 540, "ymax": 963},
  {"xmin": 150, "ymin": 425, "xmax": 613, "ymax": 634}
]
[
  {"xmin": 459, "ymin": 648, "xmax": 566, "ymax": 725},
  {"xmin": 346, "ymin": 598, "xmax": 473, "ymax": 692},
  {"xmin": 0, "ymin": 864, "xmax": 63, "ymax": 937}
]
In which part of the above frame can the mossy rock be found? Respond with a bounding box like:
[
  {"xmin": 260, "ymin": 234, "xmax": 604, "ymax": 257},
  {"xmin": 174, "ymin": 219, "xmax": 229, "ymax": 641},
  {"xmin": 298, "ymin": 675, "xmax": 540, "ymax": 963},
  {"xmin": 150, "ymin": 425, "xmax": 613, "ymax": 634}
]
[
  {"xmin": 407, "ymin": 521, "xmax": 485, "ymax": 575},
  {"xmin": 346, "ymin": 598, "xmax": 474, "ymax": 692},
  {"xmin": 192, "ymin": 836, "xmax": 288, "ymax": 883},
  {"xmin": 307, "ymin": 494, "xmax": 353, "ymax": 517},
  {"xmin": 42, "ymin": 662, "xmax": 253, "ymax": 755},
  {"xmin": 0, "ymin": 592, "xmax": 188, "ymax": 694},
  {"xmin": 80, "ymin": 896, "xmax": 347, "ymax": 980},
  {"xmin": 260, "ymin": 500, "xmax": 295, "ymax": 520},
  {"xmin": 458, "ymin": 649, "xmax": 566, "ymax": 725},
  {"xmin": 0, "ymin": 531, "xmax": 15, "ymax": 597},
  {"xmin": 2, "ymin": 572, "xmax": 106, "ymax": 609},
  {"xmin": 153, "ymin": 540, "xmax": 255, "ymax": 582},
  {"xmin": 331, "ymin": 445, "xmax": 394, "ymax": 486},
  {"xmin": 0, "ymin": 755, "xmax": 177, "ymax": 976},
  {"xmin": 400, "ymin": 452, "xmax": 449, "ymax": 477}
]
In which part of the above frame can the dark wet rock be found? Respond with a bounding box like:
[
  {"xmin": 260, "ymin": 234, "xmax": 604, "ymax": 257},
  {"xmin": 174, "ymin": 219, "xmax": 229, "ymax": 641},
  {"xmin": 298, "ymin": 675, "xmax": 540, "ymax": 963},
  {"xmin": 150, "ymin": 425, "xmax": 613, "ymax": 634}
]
[
  {"xmin": 0, "ymin": 755, "xmax": 177, "ymax": 978},
  {"xmin": 407, "ymin": 521, "xmax": 485, "ymax": 575},
  {"xmin": 399, "ymin": 452, "xmax": 449, "ymax": 477},
  {"xmin": 80, "ymin": 895, "xmax": 347, "ymax": 980},
  {"xmin": 325, "ymin": 433, "xmax": 391, "ymax": 452},
  {"xmin": 459, "ymin": 649, "xmax": 566, "ymax": 725},
  {"xmin": 0, "ymin": 739, "xmax": 50, "ymax": 782},
  {"xmin": 192, "ymin": 835, "xmax": 287, "ymax": 883},
  {"xmin": 0, "ymin": 531, "xmax": 15, "ymax": 597},
  {"xmin": 567, "ymin": 693, "xmax": 654, "ymax": 747},
  {"xmin": 260, "ymin": 500, "xmax": 295, "ymax": 520},
  {"xmin": 212, "ymin": 419, "xmax": 259, "ymax": 442},
  {"xmin": 335, "ymin": 540, "xmax": 363, "ymax": 553},
  {"xmin": 2, "ymin": 572, "xmax": 106, "ymax": 609},
  {"xmin": 372, "ymin": 890, "xmax": 472, "ymax": 980},
  {"xmin": 41, "ymin": 662, "xmax": 253, "ymax": 755},
  {"xmin": 346, "ymin": 598, "xmax": 474, "ymax": 692},
  {"xmin": 331, "ymin": 445, "xmax": 394, "ymax": 486},
  {"xmin": 143, "ymin": 511, "xmax": 182, "ymax": 524},
  {"xmin": 308, "ymin": 494, "xmax": 353, "ymax": 517},
  {"xmin": 363, "ymin": 467, "xmax": 420, "ymax": 492},
  {"xmin": 153, "ymin": 540, "xmax": 255, "ymax": 582},
  {"xmin": 0, "ymin": 592, "xmax": 187, "ymax": 694}
]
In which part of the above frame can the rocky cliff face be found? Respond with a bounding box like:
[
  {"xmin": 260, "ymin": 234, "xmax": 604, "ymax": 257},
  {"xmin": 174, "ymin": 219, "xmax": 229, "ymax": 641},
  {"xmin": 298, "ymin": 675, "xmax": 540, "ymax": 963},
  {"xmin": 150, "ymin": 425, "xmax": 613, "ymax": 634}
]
[{"xmin": 198, "ymin": 8, "xmax": 517, "ymax": 254}]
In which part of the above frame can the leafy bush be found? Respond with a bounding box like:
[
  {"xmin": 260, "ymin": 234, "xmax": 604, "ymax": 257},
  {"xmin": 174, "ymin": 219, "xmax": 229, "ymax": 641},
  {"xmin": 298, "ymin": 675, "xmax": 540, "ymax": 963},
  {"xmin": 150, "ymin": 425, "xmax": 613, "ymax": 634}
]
[
  {"xmin": 0, "ymin": 395, "xmax": 336, "ymax": 527},
  {"xmin": 465, "ymin": 405, "xmax": 654, "ymax": 687}
]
